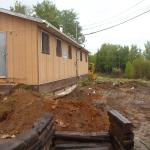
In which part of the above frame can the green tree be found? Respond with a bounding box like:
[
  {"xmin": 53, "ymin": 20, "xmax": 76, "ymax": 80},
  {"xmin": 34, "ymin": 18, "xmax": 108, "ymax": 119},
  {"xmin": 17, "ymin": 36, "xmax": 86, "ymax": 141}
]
[
  {"xmin": 10, "ymin": 1, "xmax": 31, "ymax": 15},
  {"xmin": 132, "ymin": 56, "xmax": 150, "ymax": 79},
  {"xmin": 117, "ymin": 46, "xmax": 129, "ymax": 71},
  {"xmin": 125, "ymin": 61, "xmax": 134, "ymax": 78},
  {"xmin": 33, "ymin": 1, "xmax": 84, "ymax": 43},
  {"xmin": 88, "ymin": 54, "xmax": 96, "ymax": 64},
  {"xmin": 129, "ymin": 45, "xmax": 141, "ymax": 63},
  {"xmin": 33, "ymin": 0, "xmax": 60, "ymax": 28},
  {"xmin": 95, "ymin": 43, "xmax": 119, "ymax": 73},
  {"xmin": 59, "ymin": 9, "xmax": 85, "ymax": 43},
  {"xmin": 144, "ymin": 41, "xmax": 150, "ymax": 60}
]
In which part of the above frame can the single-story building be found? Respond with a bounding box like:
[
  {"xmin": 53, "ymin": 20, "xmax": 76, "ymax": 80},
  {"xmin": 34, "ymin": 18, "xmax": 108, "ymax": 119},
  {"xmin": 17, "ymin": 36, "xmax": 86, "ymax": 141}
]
[{"xmin": 0, "ymin": 8, "xmax": 89, "ymax": 92}]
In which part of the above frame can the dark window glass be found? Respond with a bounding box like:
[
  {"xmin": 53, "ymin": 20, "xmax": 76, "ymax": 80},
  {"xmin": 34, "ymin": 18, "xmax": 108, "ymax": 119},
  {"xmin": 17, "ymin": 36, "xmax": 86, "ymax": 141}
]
[
  {"xmin": 80, "ymin": 51, "xmax": 82, "ymax": 61},
  {"xmin": 85, "ymin": 53, "xmax": 88, "ymax": 62},
  {"xmin": 56, "ymin": 39, "xmax": 62, "ymax": 57},
  {"xmin": 42, "ymin": 32, "xmax": 49, "ymax": 54},
  {"xmin": 68, "ymin": 46, "xmax": 72, "ymax": 59}
]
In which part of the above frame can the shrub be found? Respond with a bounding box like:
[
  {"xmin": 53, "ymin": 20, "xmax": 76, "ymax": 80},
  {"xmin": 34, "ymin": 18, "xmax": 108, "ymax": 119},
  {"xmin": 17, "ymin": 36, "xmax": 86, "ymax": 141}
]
[
  {"xmin": 125, "ymin": 61, "xmax": 134, "ymax": 78},
  {"xmin": 79, "ymin": 76, "xmax": 93, "ymax": 87},
  {"xmin": 132, "ymin": 57, "xmax": 150, "ymax": 79},
  {"xmin": 112, "ymin": 67, "xmax": 122, "ymax": 77}
]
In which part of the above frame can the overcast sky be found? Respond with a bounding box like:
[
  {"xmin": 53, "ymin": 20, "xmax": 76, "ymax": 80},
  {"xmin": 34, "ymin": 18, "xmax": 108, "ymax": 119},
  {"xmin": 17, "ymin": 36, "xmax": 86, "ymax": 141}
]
[{"xmin": 1, "ymin": 0, "xmax": 150, "ymax": 53}]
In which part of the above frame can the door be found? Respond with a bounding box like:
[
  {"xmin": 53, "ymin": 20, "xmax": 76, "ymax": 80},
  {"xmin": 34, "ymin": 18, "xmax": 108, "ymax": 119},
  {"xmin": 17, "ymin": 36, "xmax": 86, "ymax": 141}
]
[{"xmin": 0, "ymin": 32, "xmax": 7, "ymax": 78}]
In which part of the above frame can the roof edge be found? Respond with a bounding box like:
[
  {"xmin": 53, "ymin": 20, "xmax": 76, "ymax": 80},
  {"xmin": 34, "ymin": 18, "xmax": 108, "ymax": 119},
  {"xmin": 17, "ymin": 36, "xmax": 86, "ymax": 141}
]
[{"xmin": 0, "ymin": 8, "xmax": 89, "ymax": 53}]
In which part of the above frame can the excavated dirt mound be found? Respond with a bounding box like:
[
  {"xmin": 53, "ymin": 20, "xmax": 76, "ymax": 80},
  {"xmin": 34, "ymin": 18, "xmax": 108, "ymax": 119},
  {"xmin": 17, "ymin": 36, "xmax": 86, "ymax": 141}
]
[
  {"xmin": 0, "ymin": 89, "xmax": 46, "ymax": 135},
  {"xmin": 44, "ymin": 100, "xmax": 109, "ymax": 132},
  {"xmin": 0, "ymin": 87, "xmax": 109, "ymax": 137}
]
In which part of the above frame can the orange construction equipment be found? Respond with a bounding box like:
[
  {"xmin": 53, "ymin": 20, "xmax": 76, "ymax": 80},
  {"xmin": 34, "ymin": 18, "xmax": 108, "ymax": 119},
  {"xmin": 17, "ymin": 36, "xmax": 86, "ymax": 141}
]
[{"xmin": 88, "ymin": 63, "xmax": 97, "ymax": 80}]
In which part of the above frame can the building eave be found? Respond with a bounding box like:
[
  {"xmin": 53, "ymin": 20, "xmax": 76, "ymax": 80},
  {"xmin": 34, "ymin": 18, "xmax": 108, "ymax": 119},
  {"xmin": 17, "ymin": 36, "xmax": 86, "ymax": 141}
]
[{"xmin": 0, "ymin": 8, "xmax": 89, "ymax": 53}]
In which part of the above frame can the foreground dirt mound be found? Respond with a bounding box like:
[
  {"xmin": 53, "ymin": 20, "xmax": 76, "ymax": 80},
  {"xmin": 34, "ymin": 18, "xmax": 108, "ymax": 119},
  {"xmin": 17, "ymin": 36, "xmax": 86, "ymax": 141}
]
[
  {"xmin": 0, "ymin": 89, "xmax": 46, "ymax": 135},
  {"xmin": 44, "ymin": 100, "xmax": 109, "ymax": 132},
  {"xmin": 0, "ymin": 88, "xmax": 109, "ymax": 137}
]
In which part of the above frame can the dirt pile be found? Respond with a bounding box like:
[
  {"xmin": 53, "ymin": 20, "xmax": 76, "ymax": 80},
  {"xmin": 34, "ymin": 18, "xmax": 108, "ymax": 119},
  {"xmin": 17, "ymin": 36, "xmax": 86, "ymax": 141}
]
[
  {"xmin": 0, "ymin": 87, "xmax": 109, "ymax": 137},
  {"xmin": 0, "ymin": 89, "xmax": 46, "ymax": 135},
  {"xmin": 44, "ymin": 100, "xmax": 109, "ymax": 132}
]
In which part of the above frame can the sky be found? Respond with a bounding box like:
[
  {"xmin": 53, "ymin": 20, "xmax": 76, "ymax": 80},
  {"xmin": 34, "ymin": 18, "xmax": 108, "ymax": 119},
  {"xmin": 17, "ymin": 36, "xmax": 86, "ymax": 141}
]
[{"xmin": 1, "ymin": 0, "xmax": 150, "ymax": 54}]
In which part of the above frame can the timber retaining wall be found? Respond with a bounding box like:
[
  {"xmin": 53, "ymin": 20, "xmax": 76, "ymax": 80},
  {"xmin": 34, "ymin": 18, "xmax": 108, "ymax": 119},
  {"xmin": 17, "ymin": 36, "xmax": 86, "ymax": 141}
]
[{"xmin": 0, "ymin": 113, "xmax": 55, "ymax": 150}]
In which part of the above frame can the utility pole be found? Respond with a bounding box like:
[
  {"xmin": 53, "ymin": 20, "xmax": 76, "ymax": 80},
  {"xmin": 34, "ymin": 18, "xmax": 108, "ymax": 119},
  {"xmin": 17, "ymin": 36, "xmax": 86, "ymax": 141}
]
[
  {"xmin": 76, "ymin": 22, "xmax": 78, "ymax": 42},
  {"xmin": 75, "ymin": 22, "xmax": 79, "ymax": 80}
]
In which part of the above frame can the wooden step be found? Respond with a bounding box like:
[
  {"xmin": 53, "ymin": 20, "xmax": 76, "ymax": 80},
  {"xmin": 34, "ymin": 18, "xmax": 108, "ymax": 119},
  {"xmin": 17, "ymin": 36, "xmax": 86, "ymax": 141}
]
[
  {"xmin": 55, "ymin": 131, "xmax": 110, "ymax": 143},
  {"xmin": 56, "ymin": 143, "xmax": 112, "ymax": 150}
]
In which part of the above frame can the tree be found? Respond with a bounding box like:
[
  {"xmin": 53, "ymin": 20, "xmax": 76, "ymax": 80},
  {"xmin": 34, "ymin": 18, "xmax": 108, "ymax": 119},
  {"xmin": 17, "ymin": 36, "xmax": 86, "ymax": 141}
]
[
  {"xmin": 95, "ymin": 43, "xmax": 119, "ymax": 73},
  {"xmin": 88, "ymin": 54, "xmax": 96, "ymax": 64},
  {"xmin": 10, "ymin": 1, "xmax": 31, "ymax": 15},
  {"xmin": 33, "ymin": 0, "xmax": 60, "ymax": 28},
  {"xmin": 117, "ymin": 46, "xmax": 129, "ymax": 71},
  {"xmin": 129, "ymin": 45, "xmax": 141, "ymax": 63},
  {"xmin": 125, "ymin": 61, "xmax": 134, "ymax": 78},
  {"xmin": 144, "ymin": 41, "xmax": 150, "ymax": 60},
  {"xmin": 132, "ymin": 56, "xmax": 150, "ymax": 79},
  {"xmin": 59, "ymin": 9, "xmax": 85, "ymax": 44},
  {"xmin": 33, "ymin": 1, "xmax": 84, "ymax": 43}
]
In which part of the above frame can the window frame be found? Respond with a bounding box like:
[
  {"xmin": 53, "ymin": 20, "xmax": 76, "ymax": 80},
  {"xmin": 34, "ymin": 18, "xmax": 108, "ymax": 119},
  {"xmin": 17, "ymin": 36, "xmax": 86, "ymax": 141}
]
[
  {"xmin": 80, "ymin": 51, "xmax": 82, "ymax": 61},
  {"xmin": 85, "ymin": 53, "xmax": 88, "ymax": 62},
  {"xmin": 68, "ymin": 45, "xmax": 72, "ymax": 59},
  {"xmin": 41, "ymin": 31, "xmax": 50, "ymax": 54},
  {"xmin": 56, "ymin": 39, "xmax": 62, "ymax": 57}
]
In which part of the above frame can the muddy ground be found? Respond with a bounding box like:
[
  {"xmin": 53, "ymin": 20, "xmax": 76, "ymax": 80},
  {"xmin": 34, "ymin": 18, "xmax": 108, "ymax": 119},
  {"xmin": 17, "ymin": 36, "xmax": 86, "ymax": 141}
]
[{"xmin": 0, "ymin": 80, "xmax": 149, "ymax": 149}]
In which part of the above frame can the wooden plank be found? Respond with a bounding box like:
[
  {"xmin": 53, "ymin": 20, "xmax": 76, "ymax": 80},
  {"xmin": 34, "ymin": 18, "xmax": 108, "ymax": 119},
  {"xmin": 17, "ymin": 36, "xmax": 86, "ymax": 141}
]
[
  {"xmin": 56, "ymin": 143, "xmax": 109, "ymax": 148},
  {"xmin": 108, "ymin": 110, "xmax": 132, "ymax": 125},
  {"xmin": 55, "ymin": 131, "xmax": 110, "ymax": 142},
  {"xmin": 56, "ymin": 147, "xmax": 111, "ymax": 150}
]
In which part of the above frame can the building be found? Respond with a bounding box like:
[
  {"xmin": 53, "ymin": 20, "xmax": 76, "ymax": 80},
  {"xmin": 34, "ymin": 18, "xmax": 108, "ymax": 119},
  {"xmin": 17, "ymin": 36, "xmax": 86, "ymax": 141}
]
[{"xmin": 0, "ymin": 8, "xmax": 88, "ymax": 92}]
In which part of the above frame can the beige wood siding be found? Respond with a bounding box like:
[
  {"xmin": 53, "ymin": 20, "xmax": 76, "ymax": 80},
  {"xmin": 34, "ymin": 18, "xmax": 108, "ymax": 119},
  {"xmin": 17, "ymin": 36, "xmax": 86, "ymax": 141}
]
[
  {"xmin": 0, "ymin": 13, "xmax": 38, "ymax": 84},
  {"xmin": 0, "ymin": 12, "xmax": 88, "ymax": 85},
  {"xmin": 38, "ymin": 28, "xmax": 88, "ymax": 84},
  {"xmin": 77, "ymin": 50, "xmax": 88, "ymax": 76}
]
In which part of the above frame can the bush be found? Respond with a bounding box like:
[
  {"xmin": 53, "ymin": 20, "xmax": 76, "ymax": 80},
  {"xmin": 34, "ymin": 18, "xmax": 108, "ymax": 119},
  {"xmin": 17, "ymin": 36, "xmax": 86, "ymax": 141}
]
[
  {"xmin": 125, "ymin": 61, "xmax": 134, "ymax": 78},
  {"xmin": 112, "ymin": 67, "xmax": 122, "ymax": 77},
  {"xmin": 132, "ymin": 57, "xmax": 150, "ymax": 79},
  {"xmin": 79, "ymin": 76, "xmax": 93, "ymax": 87}
]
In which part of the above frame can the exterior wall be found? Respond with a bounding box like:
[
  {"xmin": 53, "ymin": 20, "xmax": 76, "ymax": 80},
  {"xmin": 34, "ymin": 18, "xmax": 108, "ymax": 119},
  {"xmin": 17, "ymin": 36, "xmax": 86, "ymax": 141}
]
[
  {"xmin": 0, "ymin": 12, "xmax": 88, "ymax": 86},
  {"xmin": 38, "ymin": 28, "xmax": 88, "ymax": 84},
  {"xmin": 77, "ymin": 50, "xmax": 88, "ymax": 76},
  {"xmin": 0, "ymin": 13, "xmax": 38, "ymax": 84}
]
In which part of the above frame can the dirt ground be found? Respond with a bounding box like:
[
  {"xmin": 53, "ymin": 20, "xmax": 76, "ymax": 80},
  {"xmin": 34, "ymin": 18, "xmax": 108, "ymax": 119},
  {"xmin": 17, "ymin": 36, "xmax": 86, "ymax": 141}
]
[{"xmin": 0, "ymin": 80, "xmax": 149, "ymax": 149}]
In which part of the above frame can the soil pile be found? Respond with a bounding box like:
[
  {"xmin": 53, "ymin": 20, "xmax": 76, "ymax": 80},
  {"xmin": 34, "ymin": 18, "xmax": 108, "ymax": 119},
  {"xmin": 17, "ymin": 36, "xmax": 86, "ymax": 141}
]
[
  {"xmin": 0, "ymin": 89, "xmax": 46, "ymax": 135},
  {"xmin": 44, "ymin": 100, "xmax": 109, "ymax": 132},
  {"xmin": 0, "ymin": 87, "xmax": 109, "ymax": 136}
]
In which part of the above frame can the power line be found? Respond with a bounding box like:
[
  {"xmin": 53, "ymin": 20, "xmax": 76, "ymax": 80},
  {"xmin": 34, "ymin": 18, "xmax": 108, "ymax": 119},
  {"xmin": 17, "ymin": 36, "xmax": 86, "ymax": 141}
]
[
  {"xmin": 84, "ymin": 7, "xmax": 150, "ymax": 36},
  {"xmin": 82, "ymin": 0, "xmax": 146, "ymax": 29}
]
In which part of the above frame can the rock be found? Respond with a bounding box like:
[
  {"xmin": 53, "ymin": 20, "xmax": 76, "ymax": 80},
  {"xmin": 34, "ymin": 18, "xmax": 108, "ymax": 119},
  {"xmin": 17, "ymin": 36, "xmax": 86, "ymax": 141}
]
[
  {"xmin": 93, "ymin": 91, "xmax": 96, "ymax": 94},
  {"xmin": 55, "ymin": 119, "xmax": 67, "ymax": 128},
  {"xmin": 131, "ymin": 87, "xmax": 135, "ymax": 90},
  {"xmin": 113, "ymin": 83, "xmax": 116, "ymax": 86},
  {"xmin": 2, "ymin": 97, "xmax": 8, "ymax": 102},
  {"xmin": 1, "ymin": 134, "xmax": 11, "ymax": 139},
  {"xmin": 11, "ymin": 135, "xmax": 16, "ymax": 138}
]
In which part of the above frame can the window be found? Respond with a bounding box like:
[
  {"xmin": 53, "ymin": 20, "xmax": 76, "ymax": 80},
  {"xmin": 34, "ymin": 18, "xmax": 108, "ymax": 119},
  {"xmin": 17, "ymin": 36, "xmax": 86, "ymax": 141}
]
[
  {"xmin": 56, "ymin": 39, "xmax": 62, "ymax": 57},
  {"xmin": 80, "ymin": 51, "xmax": 82, "ymax": 61},
  {"xmin": 85, "ymin": 53, "xmax": 88, "ymax": 62},
  {"xmin": 63, "ymin": 48, "xmax": 67, "ymax": 58},
  {"xmin": 41, "ymin": 32, "xmax": 49, "ymax": 54},
  {"xmin": 68, "ymin": 46, "xmax": 72, "ymax": 59}
]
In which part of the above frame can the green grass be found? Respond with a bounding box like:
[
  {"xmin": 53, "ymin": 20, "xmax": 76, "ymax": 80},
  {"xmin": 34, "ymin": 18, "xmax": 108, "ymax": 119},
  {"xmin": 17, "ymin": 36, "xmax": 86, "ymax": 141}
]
[{"xmin": 96, "ymin": 74, "xmax": 150, "ymax": 86}]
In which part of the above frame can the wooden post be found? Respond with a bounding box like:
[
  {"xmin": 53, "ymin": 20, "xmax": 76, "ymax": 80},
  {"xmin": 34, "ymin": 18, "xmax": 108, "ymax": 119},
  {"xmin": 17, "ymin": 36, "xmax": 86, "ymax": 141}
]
[{"xmin": 108, "ymin": 110, "xmax": 134, "ymax": 150}]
